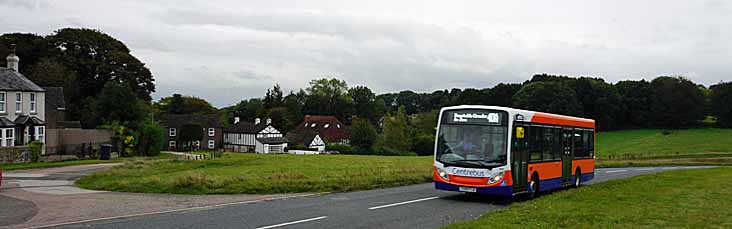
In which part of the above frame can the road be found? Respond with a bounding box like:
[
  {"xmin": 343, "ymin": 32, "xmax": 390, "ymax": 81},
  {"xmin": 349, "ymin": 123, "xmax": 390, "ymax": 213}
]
[{"xmin": 48, "ymin": 166, "xmax": 712, "ymax": 229}]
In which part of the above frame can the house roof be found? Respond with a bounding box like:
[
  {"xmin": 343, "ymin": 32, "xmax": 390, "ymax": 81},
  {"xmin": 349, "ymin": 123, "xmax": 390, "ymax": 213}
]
[
  {"xmin": 157, "ymin": 114, "xmax": 223, "ymax": 128},
  {"xmin": 224, "ymin": 121, "xmax": 270, "ymax": 134},
  {"xmin": 0, "ymin": 67, "xmax": 45, "ymax": 92},
  {"xmin": 14, "ymin": 115, "xmax": 44, "ymax": 125},
  {"xmin": 294, "ymin": 115, "xmax": 350, "ymax": 142},
  {"xmin": 0, "ymin": 117, "xmax": 14, "ymax": 127},
  {"xmin": 43, "ymin": 87, "xmax": 66, "ymax": 111},
  {"xmin": 285, "ymin": 132, "xmax": 320, "ymax": 146},
  {"xmin": 256, "ymin": 137, "xmax": 288, "ymax": 144}
]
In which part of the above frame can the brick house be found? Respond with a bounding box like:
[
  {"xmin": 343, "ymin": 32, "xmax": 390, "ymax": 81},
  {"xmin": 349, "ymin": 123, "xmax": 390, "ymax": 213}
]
[{"xmin": 157, "ymin": 114, "xmax": 223, "ymax": 151}]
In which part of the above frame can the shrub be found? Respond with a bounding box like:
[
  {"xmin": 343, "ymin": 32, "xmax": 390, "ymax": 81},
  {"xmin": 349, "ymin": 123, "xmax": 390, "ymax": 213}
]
[
  {"xmin": 374, "ymin": 146, "xmax": 418, "ymax": 156},
  {"xmin": 410, "ymin": 134, "xmax": 435, "ymax": 156},
  {"xmin": 136, "ymin": 119, "xmax": 165, "ymax": 156},
  {"xmin": 326, "ymin": 143, "xmax": 355, "ymax": 154},
  {"xmin": 29, "ymin": 141, "xmax": 44, "ymax": 162},
  {"xmin": 350, "ymin": 118, "xmax": 378, "ymax": 150}
]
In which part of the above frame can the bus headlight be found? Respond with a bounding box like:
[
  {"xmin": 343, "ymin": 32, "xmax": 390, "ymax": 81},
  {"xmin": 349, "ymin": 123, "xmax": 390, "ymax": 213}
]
[
  {"xmin": 488, "ymin": 171, "xmax": 505, "ymax": 184},
  {"xmin": 438, "ymin": 168, "xmax": 449, "ymax": 181}
]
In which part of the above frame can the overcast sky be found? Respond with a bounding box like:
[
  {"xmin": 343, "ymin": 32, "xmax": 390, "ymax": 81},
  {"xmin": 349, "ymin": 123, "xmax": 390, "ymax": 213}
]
[{"xmin": 1, "ymin": 0, "xmax": 730, "ymax": 107}]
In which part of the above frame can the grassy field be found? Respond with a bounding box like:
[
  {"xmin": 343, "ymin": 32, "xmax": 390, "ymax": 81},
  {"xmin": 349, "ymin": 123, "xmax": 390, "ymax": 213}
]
[
  {"xmin": 447, "ymin": 167, "xmax": 732, "ymax": 228},
  {"xmin": 77, "ymin": 153, "xmax": 433, "ymax": 195},
  {"xmin": 596, "ymin": 128, "xmax": 732, "ymax": 167},
  {"xmin": 1, "ymin": 153, "xmax": 175, "ymax": 171}
]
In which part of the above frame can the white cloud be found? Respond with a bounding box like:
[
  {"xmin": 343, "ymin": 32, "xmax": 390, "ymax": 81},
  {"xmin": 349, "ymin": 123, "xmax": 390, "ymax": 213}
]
[{"xmin": 0, "ymin": 0, "xmax": 730, "ymax": 107}]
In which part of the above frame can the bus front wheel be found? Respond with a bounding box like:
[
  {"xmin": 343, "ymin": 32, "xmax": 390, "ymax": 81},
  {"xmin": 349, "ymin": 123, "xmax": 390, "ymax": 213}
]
[{"xmin": 527, "ymin": 175, "xmax": 539, "ymax": 199}]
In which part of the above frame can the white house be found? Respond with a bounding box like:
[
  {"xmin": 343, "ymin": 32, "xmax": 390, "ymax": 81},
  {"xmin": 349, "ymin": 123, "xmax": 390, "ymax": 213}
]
[
  {"xmin": 285, "ymin": 132, "xmax": 326, "ymax": 152},
  {"xmin": 0, "ymin": 45, "xmax": 46, "ymax": 150},
  {"xmin": 223, "ymin": 117, "xmax": 286, "ymax": 153}
]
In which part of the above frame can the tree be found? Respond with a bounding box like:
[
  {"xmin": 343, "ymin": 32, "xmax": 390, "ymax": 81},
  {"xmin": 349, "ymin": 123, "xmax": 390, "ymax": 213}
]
[
  {"xmin": 350, "ymin": 118, "xmax": 378, "ymax": 151},
  {"xmin": 710, "ymin": 82, "xmax": 732, "ymax": 127},
  {"xmin": 348, "ymin": 86, "xmax": 378, "ymax": 122},
  {"xmin": 136, "ymin": 119, "xmax": 165, "ymax": 156},
  {"xmin": 283, "ymin": 92, "xmax": 305, "ymax": 129},
  {"xmin": 382, "ymin": 106, "xmax": 411, "ymax": 151},
  {"xmin": 263, "ymin": 84, "xmax": 284, "ymax": 109},
  {"xmin": 96, "ymin": 82, "xmax": 149, "ymax": 129},
  {"xmin": 167, "ymin": 94, "xmax": 185, "ymax": 114},
  {"xmin": 0, "ymin": 33, "xmax": 48, "ymax": 74},
  {"xmin": 512, "ymin": 81, "xmax": 583, "ymax": 116},
  {"xmin": 396, "ymin": 90, "xmax": 420, "ymax": 114},
  {"xmin": 649, "ymin": 76, "xmax": 705, "ymax": 128},
  {"xmin": 179, "ymin": 123, "xmax": 203, "ymax": 151},
  {"xmin": 615, "ymin": 80, "xmax": 653, "ymax": 128},
  {"xmin": 304, "ymin": 78, "xmax": 353, "ymax": 120},
  {"xmin": 490, "ymin": 83, "xmax": 522, "ymax": 107},
  {"xmin": 573, "ymin": 78, "xmax": 624, "ymax": 130}
]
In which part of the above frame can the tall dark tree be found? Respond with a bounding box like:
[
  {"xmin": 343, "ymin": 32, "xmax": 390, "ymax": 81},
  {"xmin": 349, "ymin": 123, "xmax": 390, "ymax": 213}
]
[
  {"xmin": 396, "ymin": 90, "xmax": 420, "ymax": 114},
  {"xmin": 263, "ymin": 84, "xmax": 284, "ymax": 109},
  {"xmin": 649, "ymin": 76, "xmax": 706, "ymax": 128},
  {"xmin": 167, "ymin": 94, "xmax": 185, "ymax": 114},
  {"xmin": 512, "ymin": 81, "xmax": 583, "ymax": 116},
  {"xmin": 304, "ymin": 78, "xmax": 353, "ymax": 120},
  {"xmin": 0, "ymin": 33, "xmax": 48, "ymax": 74},
  {"xmin": 615, "ymin": 80, "xmax": 653, "ymax": 128},
  {"xmin": 490, "ymin": 83, "xmax": 522, "ymax": 107},
  {"xmin": 95, "ymin": 82, "xmax": 149, "ymax": 129},
  {"xmin": 348, "ymin": 86, "xmax": 378, "ymax": 122},
  {"xmin": 710, "ymin": 82, "xmax": 732, "ymax": 127},
  {"xmin": 350, "ymin": 118, "xmax": 378, "ymax": 151},
  {"xmin": 573, "ymin": 78, "xmax": 624, "ymax": 130}
]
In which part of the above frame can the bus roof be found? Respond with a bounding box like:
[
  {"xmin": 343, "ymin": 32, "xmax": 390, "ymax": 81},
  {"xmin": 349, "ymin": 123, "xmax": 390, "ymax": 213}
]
[{"xmin": 440, "ymin": 105, "xmax": 595, "ymax": 129}]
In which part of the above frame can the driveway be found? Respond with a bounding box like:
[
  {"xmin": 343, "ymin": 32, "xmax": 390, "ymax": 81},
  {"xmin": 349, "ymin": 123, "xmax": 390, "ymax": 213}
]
[{"xmin": 0, "ymin": 164, "xmax": 312, "ymax": 229}]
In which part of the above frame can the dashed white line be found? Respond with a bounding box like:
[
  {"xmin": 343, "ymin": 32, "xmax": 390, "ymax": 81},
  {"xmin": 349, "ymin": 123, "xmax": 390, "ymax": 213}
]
[
  {"xmin": 634, "ymin": 168, "xmax": 655, "ymax": 171},
  {"xmin": 605, "ymin": 170, "xmax": 628, "ymax": 174},
  {"xmin": 257, "ymin": 216, "xmax": 327, "ymax": 229},
  {"xmin": 368, "ymin": 196, "xmax": 440, "ymax": 210}
]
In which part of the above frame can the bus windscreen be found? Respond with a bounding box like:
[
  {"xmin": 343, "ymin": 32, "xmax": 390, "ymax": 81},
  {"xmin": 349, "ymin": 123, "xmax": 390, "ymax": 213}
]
[{"xmin": 436, "ymin": 110, "xmax": 508, "ymax": 168}]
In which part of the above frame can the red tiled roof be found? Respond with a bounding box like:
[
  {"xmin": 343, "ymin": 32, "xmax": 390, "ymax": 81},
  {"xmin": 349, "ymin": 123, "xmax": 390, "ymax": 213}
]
[{"xmin": 294, "ymin": 116, "xmax": 349, "ymax": 143}]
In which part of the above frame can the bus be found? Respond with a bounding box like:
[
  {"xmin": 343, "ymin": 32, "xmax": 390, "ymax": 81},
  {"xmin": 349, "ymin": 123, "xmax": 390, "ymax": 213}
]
[{"xmin": 433, "ymin": 105, "xmax": 595, "ymax": 198}]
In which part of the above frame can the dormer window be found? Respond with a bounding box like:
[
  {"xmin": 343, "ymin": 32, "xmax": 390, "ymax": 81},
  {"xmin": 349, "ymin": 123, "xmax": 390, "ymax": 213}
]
[
  {"xmin": 304, "ymin": 122, "xmax": 308, "ymax": 127},
  {"xmin": 336, "ymin": 124, "xmax": 341, "ymax": 128},
  {"xmin": 310, "ymin": 123, "xmax": 317, "ymax": 128},
  {"xmin": 324, "ymin": 124, "xmax": 330, "ymax": 129},
  {"xmin": 30, "ymin": 93, "xmax": 36, "ymax": 113},
  {"xmin": 15, "ymin": 92, "xmax": 21, "ymax": 113}
]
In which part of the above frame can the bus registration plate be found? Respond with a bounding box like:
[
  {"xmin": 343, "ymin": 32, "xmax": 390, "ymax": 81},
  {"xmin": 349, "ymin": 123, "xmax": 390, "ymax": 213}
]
[{"xmin": 459, "ymin": 186, "xmax": 477, "ymax": 192}]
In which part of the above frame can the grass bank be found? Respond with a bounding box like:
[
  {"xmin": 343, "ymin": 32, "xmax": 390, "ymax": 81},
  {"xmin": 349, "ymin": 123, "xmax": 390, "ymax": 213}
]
[
  {"xmin": 1, "ymin": 153, "xmax": 175, "ymax": 171},
  {"xmin": 596, "ymin": 128, "xmax": 732, "ymax": 167},
  {"xmin": 447, "ymin": 167, "xmax": 732, "ymax": 228},
  {"xmin": 77, "ymin": 153, "xmax": 433, "ymax": 195}
]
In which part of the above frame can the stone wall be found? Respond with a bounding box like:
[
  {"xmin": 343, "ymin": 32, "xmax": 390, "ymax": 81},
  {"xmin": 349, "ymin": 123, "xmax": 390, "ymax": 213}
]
[{"xmin": 0, "ymin": 146, "xmax": 31, "ymax": 163}]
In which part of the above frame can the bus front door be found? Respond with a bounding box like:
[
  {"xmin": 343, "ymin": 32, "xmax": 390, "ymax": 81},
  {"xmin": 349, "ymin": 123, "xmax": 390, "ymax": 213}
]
[
  {"xmin": 561, "ymin": 129, "xmax": 573, "ymax": 185},
  {"xmin": 512, "ymin": 124, "xmax": 529, "ymax": 193}
]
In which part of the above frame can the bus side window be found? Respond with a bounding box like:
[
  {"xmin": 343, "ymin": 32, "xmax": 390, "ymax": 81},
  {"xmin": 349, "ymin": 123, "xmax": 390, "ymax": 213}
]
[
  {"xmin": 552, "ymin": 128, "xmax": 563, "ymax": 160},
  {"xmin": 573, "ymin": 129, "xmax": 585, "ymax": 158},
  {"xmin": 586, "ymin": 130, "xmax": 594, "ymax": 157},
  {"xmin": 542, "ymin": 127, "xmax": 554, "ymax": 161},
  {"xmin": 529, "ymin": 126, "xmax": 542, "ymax": 161}
]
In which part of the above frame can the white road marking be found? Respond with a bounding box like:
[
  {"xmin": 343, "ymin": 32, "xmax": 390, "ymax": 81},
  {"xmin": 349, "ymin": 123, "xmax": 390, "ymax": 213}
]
[
  {"xmin": 20, "ymin": 193, "xmax": 324, "ymax": 229},
  {"xmin": 605, "ymin": 170, "xmax": 627, "ymax": 174},
  {"xmin": 256, "ymin": 216, "xmax": 327, "ymax": 229},
  {"xmin": 634, "ymin": 168, "xmax": 655, "ymax": 171},
  {"xmin": 368, "ymin": 196, "xmax": 440, "ymax": 210}
]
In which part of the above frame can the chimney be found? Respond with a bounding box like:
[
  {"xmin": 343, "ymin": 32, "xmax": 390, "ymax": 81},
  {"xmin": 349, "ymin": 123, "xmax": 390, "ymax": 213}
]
[
  {"xmin": 6, "ymin": 44, "xmax": 19, "ymax": 71},
  {"xmin": 255, "ymin": 118, "xmax": 261, "ymax": 125},
  {"xmin": 266, "ymin": 118, "xmax": 272, "ymax": 125},
  {"xmin": 234, "ymin": 117, "xmax": 240, "ymax": 124}
]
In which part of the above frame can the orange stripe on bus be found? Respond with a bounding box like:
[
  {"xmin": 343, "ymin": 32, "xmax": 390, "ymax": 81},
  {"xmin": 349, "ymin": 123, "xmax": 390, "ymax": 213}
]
[{"xmin": 531, "ymin": 112, "xmax": 595, "ymax": 128}]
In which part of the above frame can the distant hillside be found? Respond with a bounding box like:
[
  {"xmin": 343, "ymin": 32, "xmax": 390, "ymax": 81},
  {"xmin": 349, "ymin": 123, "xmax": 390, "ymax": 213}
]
[{"xmin": 597, "ymin": 128, "xmax": 732, "ymax": 159}]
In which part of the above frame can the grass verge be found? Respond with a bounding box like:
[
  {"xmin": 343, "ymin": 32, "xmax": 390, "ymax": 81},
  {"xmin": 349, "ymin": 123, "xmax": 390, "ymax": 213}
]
[
  {"xmin": 597, "ymin": 128, "xmax": 732, "ymax": 167},
  {"xmin": 76, "ymin": 153, "xmax": 433, "ymax": 195},
  {"xmin": 446, "ymin": 167, "xmax": 732, "ymax": 228},
  {"xmin": 1, "ymin": 153, "xmax": 175, "ymax": 171}
]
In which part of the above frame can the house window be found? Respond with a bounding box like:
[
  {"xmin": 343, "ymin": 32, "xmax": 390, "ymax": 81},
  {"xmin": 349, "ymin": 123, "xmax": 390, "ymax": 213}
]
[
  {"xmin": 208, "ymin": 140, "xmax": 215, "ymax": 149},
  {"xmin": 1, "ymin": 128, "xmax": 14, "ymax": 147},
  {"xmin": 35, "ymin": 126, "xmax": 44, "ymax": 142},
  {"xmin": 169, "ymin": 141, "xmax": 176, "ymax": 149},
  {"xmin": 0, "ymin": 92, "xmax": 5, "ymax": 113},
  {"xmin": 30, "ymin": 93, "xmax": 36, "ymax": 113},
  {"xmin": 169, "ymin": 128, "xmax": 176, "ymax": 137},
  {"xmin": 15, "ymin": 92, "xmax": 21, "ymax": 113},
  {"xmin": 208, "ymin": 128, "xmax": 215, "ymax": 137},
  {"xmin": 324, "ymin": 124, "xmax": 330, "ymax": 129}
]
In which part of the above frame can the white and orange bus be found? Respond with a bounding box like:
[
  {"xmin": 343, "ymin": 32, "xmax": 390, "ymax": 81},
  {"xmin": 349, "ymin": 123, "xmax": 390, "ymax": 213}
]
[{"xmin": 433, "ymin": 105, "xmax": 595, "ymax": 198}]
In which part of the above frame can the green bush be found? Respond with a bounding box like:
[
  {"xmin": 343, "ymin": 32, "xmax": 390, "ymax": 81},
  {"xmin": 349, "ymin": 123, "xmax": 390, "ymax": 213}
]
[
  {"xmin": 326, "ymin": 143, "xmax": 355, "ymax": 154},
  {"xmin": 29, "ymin": 141, "xmax": 44, "ymax": 162},
  {"xmin": 137, "ymin": 120, "xmax": 165, "ymax": 156}
]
